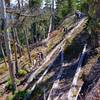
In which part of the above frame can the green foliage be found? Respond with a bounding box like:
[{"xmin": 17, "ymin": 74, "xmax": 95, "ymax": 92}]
[
  {"xmin": 55, "ymin": 0, "xmax": 75, "ymax": 26},
  {"xmin": 56, "ymin": 0, "xmax": 68, "ymax": 19},
  {"xmin": 5, "ymin": 78, "xmax": 14, "ymax": 91},
  {"xmin": 7, "ymin": 90, "xmax": 27, "ymax": 100},
  {"xmin": 29, "ymin": 20, "xmax": 49, "ymax": 43},
  {"xmin": 13, "ymin": 91, "xmax": 27, "ymax": 100},
  {"xmin": 18, "ymin": 69, "xmax": 27, "ymax": 77},
  {"xmin": 5, "ymin": 78, "xmax": 20, "ymax": 92},
  {"xmin": 0, "ymin": 91, "xmax": 3, "ymax": 96},
  {"xmin": 29, "ymin": 0, "xmax": 42, "ymax": 8}
]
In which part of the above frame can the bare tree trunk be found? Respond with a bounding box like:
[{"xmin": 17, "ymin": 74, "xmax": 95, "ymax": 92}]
[
  {"xmin": 1, "ymin": 0, "xmax": 16, "ymax": 94},
  {"xmin": 48, "ymin": 0, "xmax": 55, "ymax": 39},
  {"xmin": 11, "ymin": 15, "xmax": 22, "ymax": 57},
  {"xmin": 14, "ymin": 38, "xmax": 18, "ymax": 76},
  {"xmin": 48, "ymin": 17, "xmax": 52, "ymax": 33},
  {"xmin": 11, "ymin": 29, "xmax": 19, "ymax": 76},
  {"xmin": 0, "ymin": 43, "xmax": 8, "ymax": 68},
  {"xmin": 24, "ymin": 29, "xmax": 32, "ymax": 65},
  {"xmin": 14, "ymin": 28, "xmax": 22, "ymax": 57}
]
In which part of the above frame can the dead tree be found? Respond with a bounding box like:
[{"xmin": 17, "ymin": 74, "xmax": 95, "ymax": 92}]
[
  {"xmin": 11, "ymin": 29, "xmax": 19, "ymax": 76},
  {"xmin": 1, "ymin": 0, "xmax": 16, "ymax": 94},
  {"xmin": 67, "ymin": 44, "xmax": 87, "ymax": 100},
  {"xmin": 23, "ymin": 17, "xmax": 87, "ymax": 91},
  {"xmin": 14, "ymin": 28, "xmax": 22, "ymax": 57}
]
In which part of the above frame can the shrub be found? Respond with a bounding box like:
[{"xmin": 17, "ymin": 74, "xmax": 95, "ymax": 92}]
[
  {"xmin": 13, "ymin": 91, "xmax": 27, "ymax": 100},
  {"xmin": 6, "ymin": 90, "xmax": 27, "ymax": 100},
  {"xmin": 5, "ymin": 79, "xmax": 14, "ymax": 92},
  {"xmin": 5, "ymin": 78, "xmax": 20, "ymax": 92},
  {"xmin": 18, "ymin": 69, "xmax": 27, "ymax": 77}
]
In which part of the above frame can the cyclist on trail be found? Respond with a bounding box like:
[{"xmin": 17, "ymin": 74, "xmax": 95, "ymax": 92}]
[{"xmin": 75, "ymin": 10, "xmax": 85, "ymax": 19}]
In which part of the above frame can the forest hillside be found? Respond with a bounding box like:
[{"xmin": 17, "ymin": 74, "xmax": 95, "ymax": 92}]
[{"xmin": 0, "ymin": 0, "xmax": 100, "ymax": 100}]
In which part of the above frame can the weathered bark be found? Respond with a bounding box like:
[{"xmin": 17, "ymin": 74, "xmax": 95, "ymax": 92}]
[
  {"xmin": 12, "ymin": 29, "xmax": 19, "ymax": 76},
  {"xmin": 1, "ymin": 0, "xmax": 16, "ymax": 94}
]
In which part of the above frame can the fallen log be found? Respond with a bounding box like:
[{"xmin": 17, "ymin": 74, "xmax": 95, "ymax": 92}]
[
  {"xmin": 47, "ymin": 66, "xmax": 65, "ymax": 100},
  {"xmin": 23, "ymin": 64, "xmax": 53, "ymax": 100},
  {"xmin": 67, "ymin": 44, "xmax": 87, "ymax": 100},
  {"xmin": 23, "ymin": 17, "xmax": 87, "ymax": 91},
  {"xmin": 47, "ymin": 48, "xmax": 65, "ymax": 100}
]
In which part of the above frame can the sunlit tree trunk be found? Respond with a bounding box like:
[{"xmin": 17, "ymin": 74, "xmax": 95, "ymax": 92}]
[
  {"xmin": 1, "ymin": 0, "xmax": 16, "ymax": 94},
  {"xmin": 48, "ymin": 17, "xmax": 52, "ymax": 33}
]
